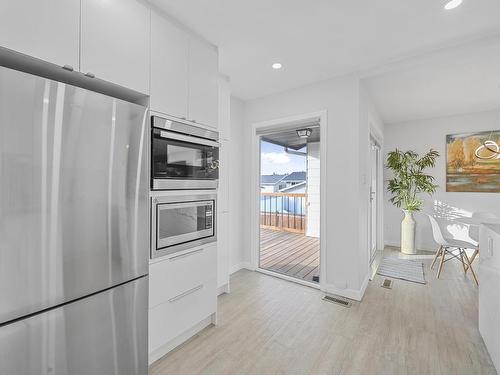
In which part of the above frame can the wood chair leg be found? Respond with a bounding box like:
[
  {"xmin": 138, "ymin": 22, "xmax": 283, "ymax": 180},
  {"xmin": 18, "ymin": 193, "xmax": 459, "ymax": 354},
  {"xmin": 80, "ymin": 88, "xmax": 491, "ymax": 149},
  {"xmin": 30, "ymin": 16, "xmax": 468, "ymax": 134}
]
[
  {"xmin": 462, "ymin": 250, "xmax": 479, "ymax": 286},
  {"xmin": 459, "ymin": 249, "xmax": 467, "ymax": 274},
  {"xmin": 437, "ymin": 247, "xmax": 447, "ymax": 279},
  {"xmin": 464, "ymin": 248, "xmax": 479, "ymax": 274},
  {"xmin": 431, "ymin": 245, "xmax": 442, "ymax": 270}
]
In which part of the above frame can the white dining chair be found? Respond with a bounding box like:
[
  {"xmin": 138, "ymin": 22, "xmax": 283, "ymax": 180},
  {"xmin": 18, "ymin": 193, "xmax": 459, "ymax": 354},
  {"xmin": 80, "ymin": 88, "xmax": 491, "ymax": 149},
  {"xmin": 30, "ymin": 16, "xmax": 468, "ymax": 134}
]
[{"xmin": 427, "ymin": 214, "xmax": 478, "ymax": 285}]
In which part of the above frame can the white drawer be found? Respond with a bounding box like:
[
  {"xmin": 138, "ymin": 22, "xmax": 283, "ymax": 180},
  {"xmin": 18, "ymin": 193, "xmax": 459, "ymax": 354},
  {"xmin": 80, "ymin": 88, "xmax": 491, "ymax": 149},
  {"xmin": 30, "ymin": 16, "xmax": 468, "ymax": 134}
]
[
  {"xmin": 148, "ymin": 277, "xmax": 216, "ymax": 353},
  {"xmin": 149, "ymin": 245, "xmax": 217, "ymax": 309}
]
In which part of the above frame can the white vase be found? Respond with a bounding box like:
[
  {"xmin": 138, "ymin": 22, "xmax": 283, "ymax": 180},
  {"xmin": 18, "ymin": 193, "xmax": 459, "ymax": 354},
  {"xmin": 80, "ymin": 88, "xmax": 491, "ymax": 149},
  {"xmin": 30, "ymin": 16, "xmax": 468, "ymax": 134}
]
[{"xmin": 401, "ymin": 210, "xmax": 416, "ymax": 254}]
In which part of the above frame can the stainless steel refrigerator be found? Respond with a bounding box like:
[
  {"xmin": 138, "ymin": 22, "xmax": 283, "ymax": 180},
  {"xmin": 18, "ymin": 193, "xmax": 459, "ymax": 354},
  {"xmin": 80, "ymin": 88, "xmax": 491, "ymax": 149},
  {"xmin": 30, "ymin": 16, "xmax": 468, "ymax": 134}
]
[{"xmin": 0, "ymin": 66, "xmax": 149, "ymax": 374}]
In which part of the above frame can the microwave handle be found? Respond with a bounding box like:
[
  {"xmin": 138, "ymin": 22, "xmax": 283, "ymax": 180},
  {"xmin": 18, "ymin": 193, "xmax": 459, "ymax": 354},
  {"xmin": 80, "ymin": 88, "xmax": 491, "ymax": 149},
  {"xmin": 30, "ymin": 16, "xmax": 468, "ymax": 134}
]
[
  {"xmin": 159, "ymin": 130, "xmax": 219, "ymax": 148},
  {"xmin": 157, "ymin": 200, "xmax": 214, "ymax": 211}
]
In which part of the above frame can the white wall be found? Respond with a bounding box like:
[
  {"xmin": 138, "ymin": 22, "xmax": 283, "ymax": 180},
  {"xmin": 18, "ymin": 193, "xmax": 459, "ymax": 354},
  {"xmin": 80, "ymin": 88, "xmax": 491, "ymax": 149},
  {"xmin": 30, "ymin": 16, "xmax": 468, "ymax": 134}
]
[
  {"xmin": 384, "ymin": 110, "xmax": 500, "ymax": 251},
  {"xmin": 243, "ymin": 74, "xmax": 372, "ymax": 300},
  {"xmin": 306, "ymin": 142, "xmax": 320, "ymax": 238},
  {"xmin": 228, "ymin": 96, "xmax": 246, "ymax": 271},
  {"xmin": 360, "ymin": 85, "xmax": 385, "ymax": 256}
]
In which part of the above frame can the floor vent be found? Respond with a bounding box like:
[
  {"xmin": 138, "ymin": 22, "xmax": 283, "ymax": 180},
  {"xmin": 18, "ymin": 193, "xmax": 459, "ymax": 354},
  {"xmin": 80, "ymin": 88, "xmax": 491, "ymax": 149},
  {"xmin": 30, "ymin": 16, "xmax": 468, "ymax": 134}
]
[
  {"xmin": 322, "ymin": 295, "xmax": 351, "ymax": 308},
  {"xmin": 381, "ymin": 278, "xmax": 393, "ymax": 289}
]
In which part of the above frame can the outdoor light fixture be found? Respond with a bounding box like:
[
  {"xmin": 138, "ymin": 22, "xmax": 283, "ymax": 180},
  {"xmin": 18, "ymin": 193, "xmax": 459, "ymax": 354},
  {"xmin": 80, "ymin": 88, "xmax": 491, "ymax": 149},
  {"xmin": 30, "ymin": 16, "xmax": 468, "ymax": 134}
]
[{"xmin": 296, "ymin": 128, "xmax": 312, "ymax": 139}]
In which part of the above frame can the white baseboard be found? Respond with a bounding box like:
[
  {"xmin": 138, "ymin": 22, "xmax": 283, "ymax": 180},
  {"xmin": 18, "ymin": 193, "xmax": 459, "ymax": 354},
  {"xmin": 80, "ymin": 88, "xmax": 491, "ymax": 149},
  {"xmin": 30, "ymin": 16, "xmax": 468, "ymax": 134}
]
[
  {"xmin": 229, "ymin": 262, "xmax": 254, "ymax": 275},
  {"xmin": 217, "ymin": 283, "xmax": 230, "ymax": 296},
  {"xmin": 322, "ymin": 274, "xmax": 370, "ymax": 302},
  {"xmin": 148, "ymin": 314, "xmax": 215, "ymax": 365},
  {"xmin": 384, "ymin": 241, "xmax": 400, "ymax": 248}
]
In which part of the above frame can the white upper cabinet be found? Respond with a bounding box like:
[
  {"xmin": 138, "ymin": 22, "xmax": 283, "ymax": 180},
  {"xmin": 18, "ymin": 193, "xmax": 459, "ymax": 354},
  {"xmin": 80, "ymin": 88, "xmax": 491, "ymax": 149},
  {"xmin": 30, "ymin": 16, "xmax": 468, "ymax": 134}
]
[
  {"xmin": 81, "ymin": 0, "xmax": 150, "ymax": 94},
  {"xmin": 150, "ymin": 11, "xmax": 189, "ymax": 119},
  {"xmin": 0, "ymin": 0, "xmax": 79, "ymax": 68},
  {"xmin": 218, "ymin": 75, "xmax": 231, "ymax": 141},
  {"xmin": 188, "ymin": 37, "xmax": 218, "ymax": 128}
]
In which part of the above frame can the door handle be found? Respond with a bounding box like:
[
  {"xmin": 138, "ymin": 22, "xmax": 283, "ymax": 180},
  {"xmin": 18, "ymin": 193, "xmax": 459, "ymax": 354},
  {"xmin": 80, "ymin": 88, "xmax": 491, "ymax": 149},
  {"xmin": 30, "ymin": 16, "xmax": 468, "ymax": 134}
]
[{"xmin": 169, "ymin": 284, "xmax": 203, "ymax": 303}]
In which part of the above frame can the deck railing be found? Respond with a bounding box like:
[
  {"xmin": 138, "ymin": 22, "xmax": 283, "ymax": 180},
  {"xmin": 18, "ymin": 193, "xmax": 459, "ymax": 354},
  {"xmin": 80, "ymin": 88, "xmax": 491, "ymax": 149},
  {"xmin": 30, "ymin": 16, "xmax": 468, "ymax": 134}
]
[{"xmin": 260, "ymin": 192, "xmax": 306, "ymax": 233}]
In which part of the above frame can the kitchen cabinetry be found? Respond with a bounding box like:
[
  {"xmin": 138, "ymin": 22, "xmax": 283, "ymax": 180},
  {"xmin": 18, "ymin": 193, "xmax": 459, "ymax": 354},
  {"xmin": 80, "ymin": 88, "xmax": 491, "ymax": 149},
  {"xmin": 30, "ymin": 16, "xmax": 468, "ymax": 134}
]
[
  {"xmin": 217, "ymin": 140, "xmax": 230, "ymax": 293},
  {"xmin": 80, "ymin": 0, "xmax": 150, "ymax": 94},
  {"xmin": 479, "ymin": 224, "xmax": 500, "ymax": 373},
  {"xmin": 216, "ymin": 78, "xmax": 231, "ymax": 293},
  {"xmin": 0, "ymin": 1, "xmax": 218, "ymax": 117},
  {"xmin": 188, "ymin": 37, "xmax": 219, "ymax": 128},
  {"xmin": 150, "ymin": 10, "xmax": 219, "ymax": 128},
  {"xmin": 150, "ymin": 11, "xmax": 189, "ymax": 119},
  {"xmin": 148, "ymin": 244, "xmax": 217, "ymax": 363},
  {"xmin": 218, "ymin": 75, "xmax": 231, "ymax": 140},
  {"xmin": 0, "ymin": 0, "xmax": 80, "ymax": 68},
  {"xmin": 217, "ymin": 211, "xmax": 230, "ymax": 293}
]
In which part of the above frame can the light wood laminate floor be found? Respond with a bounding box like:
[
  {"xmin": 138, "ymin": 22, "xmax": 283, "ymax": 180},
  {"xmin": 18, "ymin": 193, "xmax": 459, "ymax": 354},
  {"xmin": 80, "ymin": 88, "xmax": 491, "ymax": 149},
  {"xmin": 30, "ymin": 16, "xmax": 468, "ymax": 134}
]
[
  {"xmin": 150, "ymin": 248, "xmax": 496, "ymax": 375},
  {"xmin": 260, "ymin": 229, "xmax": 320, "ymax": 282}
]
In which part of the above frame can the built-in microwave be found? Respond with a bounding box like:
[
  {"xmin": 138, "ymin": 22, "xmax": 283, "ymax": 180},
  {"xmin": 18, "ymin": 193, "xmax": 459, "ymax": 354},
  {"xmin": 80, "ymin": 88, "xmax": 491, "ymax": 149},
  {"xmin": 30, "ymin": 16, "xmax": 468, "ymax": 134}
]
[
  {"xmin": 151, "ymin": 116, "xmax": 219, "ymax": 190},
  {"xmin": 150, "ymin": 192, "xmax": 217, "ymax": 259}
]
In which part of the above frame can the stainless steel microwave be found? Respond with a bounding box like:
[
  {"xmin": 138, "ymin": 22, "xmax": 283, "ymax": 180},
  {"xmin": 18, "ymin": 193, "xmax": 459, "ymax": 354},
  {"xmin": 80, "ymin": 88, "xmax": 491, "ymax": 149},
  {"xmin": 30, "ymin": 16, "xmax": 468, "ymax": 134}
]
[
  {"xmin": 151, "ymin": 192, "xmax": 217, "ymax": 259},
  {"xmin": 151, "ymin": 116, "xmax": 219, "ymax": 190}
]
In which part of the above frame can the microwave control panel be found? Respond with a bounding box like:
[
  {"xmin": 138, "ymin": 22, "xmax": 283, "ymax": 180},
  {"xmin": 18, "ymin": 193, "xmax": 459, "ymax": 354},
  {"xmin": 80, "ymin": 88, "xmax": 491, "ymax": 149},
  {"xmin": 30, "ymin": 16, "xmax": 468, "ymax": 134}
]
[{"xmin": 205, "ymin": 205, "xmax": 213, "ymax": 229}]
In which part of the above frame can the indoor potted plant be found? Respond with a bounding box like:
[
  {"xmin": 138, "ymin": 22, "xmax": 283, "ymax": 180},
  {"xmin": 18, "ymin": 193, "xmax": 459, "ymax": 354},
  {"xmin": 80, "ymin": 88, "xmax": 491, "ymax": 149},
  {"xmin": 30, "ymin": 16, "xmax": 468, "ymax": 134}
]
[{"xmin": 386, "ymin": 149, "xmax": 439, "ymax": 254}]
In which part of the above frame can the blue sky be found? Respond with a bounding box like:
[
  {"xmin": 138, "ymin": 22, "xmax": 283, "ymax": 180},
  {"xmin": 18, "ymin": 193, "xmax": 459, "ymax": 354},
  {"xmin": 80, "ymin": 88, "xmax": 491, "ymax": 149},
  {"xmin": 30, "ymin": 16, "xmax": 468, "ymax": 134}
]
[{"xmin": 260, "ymin": 140, "xmax": 306, "ymax": 175}]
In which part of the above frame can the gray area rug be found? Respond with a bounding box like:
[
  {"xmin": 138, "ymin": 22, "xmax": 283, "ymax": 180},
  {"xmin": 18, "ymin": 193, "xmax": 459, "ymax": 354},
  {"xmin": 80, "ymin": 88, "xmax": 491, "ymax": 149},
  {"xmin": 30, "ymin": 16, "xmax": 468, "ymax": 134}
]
[{"xmin": 377, "ymin": 257, "xmax": 426, "ymax": 284}]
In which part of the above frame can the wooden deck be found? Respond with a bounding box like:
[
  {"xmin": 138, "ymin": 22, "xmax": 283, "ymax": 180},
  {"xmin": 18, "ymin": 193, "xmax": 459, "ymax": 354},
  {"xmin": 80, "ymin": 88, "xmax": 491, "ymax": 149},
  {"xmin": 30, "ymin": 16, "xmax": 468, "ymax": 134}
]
[{"xmin": 259, "ymin": 228, "xmax": 320, "ymax": 283}]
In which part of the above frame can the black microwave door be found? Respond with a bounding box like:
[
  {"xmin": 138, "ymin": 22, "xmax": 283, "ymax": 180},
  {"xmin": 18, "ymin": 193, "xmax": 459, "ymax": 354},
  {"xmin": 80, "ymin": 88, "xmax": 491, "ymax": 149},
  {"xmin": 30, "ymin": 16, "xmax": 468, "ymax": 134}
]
[{"xmin": 152, "ymin": 131, "xmax": 219, "ymax": 180}]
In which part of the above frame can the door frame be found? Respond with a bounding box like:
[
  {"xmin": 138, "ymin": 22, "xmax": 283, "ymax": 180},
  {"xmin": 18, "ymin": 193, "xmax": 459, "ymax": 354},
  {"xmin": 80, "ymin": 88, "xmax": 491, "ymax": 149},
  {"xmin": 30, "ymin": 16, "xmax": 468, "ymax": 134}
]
[
  {"xmin": 249, "ymin": 110, "xmax": 327, "ymax": 290},
  {"xmin": 369, "ymin": 136, "xmax": 380, "ymax": 262},
  {"xmin": 368, "ymin": 126, "xmax": 384, "ymax": 264}
]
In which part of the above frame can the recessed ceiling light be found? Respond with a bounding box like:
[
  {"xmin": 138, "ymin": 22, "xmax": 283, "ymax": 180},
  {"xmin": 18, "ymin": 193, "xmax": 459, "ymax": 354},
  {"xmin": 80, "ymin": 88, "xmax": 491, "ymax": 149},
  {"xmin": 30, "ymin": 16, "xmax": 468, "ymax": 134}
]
[
  {"xmin": 444, "ymin": 0, "xmax": 463, "ymax": 10},
  {"xmin": 272, "ymin": 63, "xmax": 282, "ymax": 70}
]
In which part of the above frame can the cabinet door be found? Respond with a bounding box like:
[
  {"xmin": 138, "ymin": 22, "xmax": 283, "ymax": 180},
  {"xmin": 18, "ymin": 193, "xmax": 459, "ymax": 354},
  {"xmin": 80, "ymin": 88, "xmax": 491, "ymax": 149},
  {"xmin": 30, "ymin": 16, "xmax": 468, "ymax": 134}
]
[
  {"xmin": 81, "ymin": 0, "xmax": 150, "ymax": 93},
  {"xmin": 150, "ymin": 11, "xmax": 189, "ymax": 119},
  {"xmin": 188, "ymin": 37, "xmax": 218, "ymax": 128},
  {"xmin": 0, "ymin": 0, "xmax": 79, "ymax": 68},
  {"xmin": 217, "ymin": 141, "xmax": 230, "ymax": 290},
  {"xmin": 217, "ymin": 212, "xmax": 230, "ymax": 290},
  {"xmin": 218, "ymin": 76, "xmax": 231, "ymax": 140}
]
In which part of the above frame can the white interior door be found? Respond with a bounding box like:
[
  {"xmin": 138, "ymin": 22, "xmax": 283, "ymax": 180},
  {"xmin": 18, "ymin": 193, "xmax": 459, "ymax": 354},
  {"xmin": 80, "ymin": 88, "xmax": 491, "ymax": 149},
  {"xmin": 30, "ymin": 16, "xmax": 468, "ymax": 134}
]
[{"xmin": 369, "ymin": 139, "xmax": 380, "ymax": 260}]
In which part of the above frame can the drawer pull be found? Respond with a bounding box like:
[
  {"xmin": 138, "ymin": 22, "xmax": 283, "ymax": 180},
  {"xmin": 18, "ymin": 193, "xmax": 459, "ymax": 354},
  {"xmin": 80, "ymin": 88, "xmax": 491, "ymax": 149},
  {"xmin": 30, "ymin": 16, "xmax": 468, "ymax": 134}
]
[
  {"xmin": 169, "ymin": 284, "xmax": 203, "ymax": 303},
  {"xmin": 169, "ymin": 248, "xmax": 203, "ymax": 262}
]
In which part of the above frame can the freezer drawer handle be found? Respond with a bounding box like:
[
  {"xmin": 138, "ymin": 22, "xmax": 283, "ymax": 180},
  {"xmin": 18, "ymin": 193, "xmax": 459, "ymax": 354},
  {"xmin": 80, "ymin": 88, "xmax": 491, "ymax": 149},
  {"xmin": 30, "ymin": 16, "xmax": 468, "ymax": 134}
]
[
  {"xmin": 169, "ymin": 284, "xmax": 204, "ymax": 303},
  {"xmin": 169, "ymin": 248, "xmax": 204, "ymax": 262}
]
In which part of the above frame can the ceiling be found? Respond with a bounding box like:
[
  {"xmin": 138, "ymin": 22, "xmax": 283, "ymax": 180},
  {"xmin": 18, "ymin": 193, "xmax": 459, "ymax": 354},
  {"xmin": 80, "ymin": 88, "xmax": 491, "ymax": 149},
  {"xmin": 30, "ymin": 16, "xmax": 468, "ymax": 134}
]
[
  {"xmin": 150, "ymin": 0, "xmax": 500, "ymax": 100},
  {"xmin": 262, "ymin": 126, "xmax": 320, "ymax": 150},
  {"xmin": 363, "ymin": 36, "xmax": 500, "ymax": 124}
]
